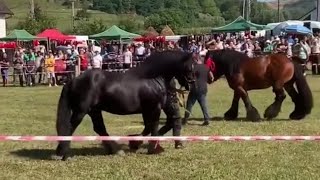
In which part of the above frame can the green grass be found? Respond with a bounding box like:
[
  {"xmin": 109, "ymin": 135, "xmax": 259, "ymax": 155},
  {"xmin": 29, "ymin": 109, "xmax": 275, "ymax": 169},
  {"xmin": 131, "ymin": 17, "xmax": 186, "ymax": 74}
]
[
  {"xmin": 1, "ymin": 76, "xmax": 320, "ymax": 179},
  {"xmin": 3, "ymin": 0, "xmax": 144, "ymax": 33}
]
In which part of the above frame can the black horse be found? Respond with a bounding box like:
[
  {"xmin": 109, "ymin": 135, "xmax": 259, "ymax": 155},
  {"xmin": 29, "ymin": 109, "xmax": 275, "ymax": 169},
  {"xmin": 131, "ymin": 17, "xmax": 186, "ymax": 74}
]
[
  {"xmin": 55, "ymin": 50, "xmax": 195, "ymax": 160},
  {"xmin": 204, "ymin": 49, "xmax": 313, "ymax": 121}
]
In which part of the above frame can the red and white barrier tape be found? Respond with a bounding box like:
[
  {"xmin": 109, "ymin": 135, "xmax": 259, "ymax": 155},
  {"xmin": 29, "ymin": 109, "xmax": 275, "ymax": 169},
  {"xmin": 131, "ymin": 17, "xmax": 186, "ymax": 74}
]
[{"xmin": 0, "ymin": 136, "xmax": 320, "ymax": 142}]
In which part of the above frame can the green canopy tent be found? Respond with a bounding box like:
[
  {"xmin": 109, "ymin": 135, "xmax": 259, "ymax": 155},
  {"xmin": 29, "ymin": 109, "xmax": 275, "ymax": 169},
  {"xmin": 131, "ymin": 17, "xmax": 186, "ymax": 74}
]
[
  {"xmin": 212, "ymin": 16, "xmax": 267, "ymax": 33},
  {"xmin": 0, "ymin": 29, "xmax": 45, "ymax": 41},
  {"xmin": 89, "ymin": 25, "xmax": 141, "ymax": 40}
]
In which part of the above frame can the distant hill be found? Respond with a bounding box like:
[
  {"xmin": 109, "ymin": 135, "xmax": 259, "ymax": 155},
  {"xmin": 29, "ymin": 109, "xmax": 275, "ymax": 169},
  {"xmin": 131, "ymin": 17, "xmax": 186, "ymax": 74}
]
[
  {"xmin": 265, "ymin": 0, "xmax": 301, "ymax": 9},
  {"xmin": 265, "ymin": 0, "xmax": 315, "ymax": 20},
  {"xmin": 3, "ymin": 0, "xmax": 144, "ymax": 33}
]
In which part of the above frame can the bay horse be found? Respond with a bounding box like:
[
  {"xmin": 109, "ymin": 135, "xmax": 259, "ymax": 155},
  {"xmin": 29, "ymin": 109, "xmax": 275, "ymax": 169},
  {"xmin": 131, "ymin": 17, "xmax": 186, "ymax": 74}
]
[
  {"xmin": 204, "ymin": 50, "xmax": 313, "ymax": 121},
  {"xmin": 55, "ymin": 50, "xmax": 194, "ymax": 160}
]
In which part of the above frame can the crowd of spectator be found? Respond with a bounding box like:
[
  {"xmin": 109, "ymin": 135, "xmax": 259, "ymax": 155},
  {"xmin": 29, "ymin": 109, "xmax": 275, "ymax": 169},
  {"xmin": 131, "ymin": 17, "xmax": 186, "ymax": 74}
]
[{"xmin": 0, "ymin": 32, "xmax": 319, "ymax": 87}]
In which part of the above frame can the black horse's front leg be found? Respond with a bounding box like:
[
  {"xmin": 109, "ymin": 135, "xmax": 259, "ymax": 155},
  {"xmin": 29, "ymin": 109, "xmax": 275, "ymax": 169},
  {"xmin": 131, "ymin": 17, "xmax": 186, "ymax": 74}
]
[
  {"xmin": 224, "ymin": 92, "xmax": 240, "ymax": 120},
  {"xmin": 236, "ymin": 87, "xmax": 261, "ymax": 122},
  {"xmin": 55, "ymin": 112, "xmax": 85, "ymax": 161},
  {"xmin": 128, "ymin": 117, "xmax": 183, "ymax": 151}
]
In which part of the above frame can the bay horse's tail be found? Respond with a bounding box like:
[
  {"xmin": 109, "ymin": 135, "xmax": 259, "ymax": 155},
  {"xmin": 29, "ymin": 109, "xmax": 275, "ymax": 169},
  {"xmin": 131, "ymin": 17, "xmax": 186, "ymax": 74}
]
[
  {"xmin": 292, "ymin": 62, "xmax": 313, "ymax": 117},
  {"xmin": 56, "ymin": 82, "xmax": 73, "ymax": 136}
]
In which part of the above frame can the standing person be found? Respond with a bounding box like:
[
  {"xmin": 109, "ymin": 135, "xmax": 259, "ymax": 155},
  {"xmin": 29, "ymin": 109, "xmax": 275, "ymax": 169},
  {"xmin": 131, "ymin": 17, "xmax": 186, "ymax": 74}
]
[
  {"xmin": 79, "ymin": 49, "xmax": 88, "ymax": 72},
  {"xmin": 135, "ymin": 42, "xmax": 146, "ymax": 60},
  {"xmin": 13, "ymin": 52, "xmax": 24, "ymax": 87},
  {"xmin": 35, "ymin": 52, "xmax": 44, "ymax": 84},
  {"xmin": 23, "ymin": 49, "xmax": 36, "ymax": 86},
  {"xmin": 45, "ymin": 52, "xmax": 57, "ymax": 87},
  {"xmin": 91, "ymin": 50, "xmax": 103, "ymax": 69},
  {"xmin": 182, "ymin": 60, "xmax": 211, "ymax": 126},
  {"xmin": 292, "ymin": 36, "xmax": 311, "ymax": 76},
  {"xmin": 123, "ymin": 46, "xmax": 132, "ymax": 69},
  {"xmin": 0, "ymin": 52, "xmax": 9, "ymax": 87}
]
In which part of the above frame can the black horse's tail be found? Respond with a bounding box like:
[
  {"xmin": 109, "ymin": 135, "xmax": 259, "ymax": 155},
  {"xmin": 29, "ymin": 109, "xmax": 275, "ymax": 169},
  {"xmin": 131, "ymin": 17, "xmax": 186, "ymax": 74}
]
[
  {"xmin": 292, "ymin": 62, "xmax": 313, "ymax": 116},
  {"xmin": 56, "ymin": 82, "xmax": 73, "ymax": 136}
]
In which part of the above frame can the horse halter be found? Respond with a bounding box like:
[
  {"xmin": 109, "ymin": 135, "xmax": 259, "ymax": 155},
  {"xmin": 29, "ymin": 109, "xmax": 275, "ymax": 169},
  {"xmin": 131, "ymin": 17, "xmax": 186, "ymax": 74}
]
[{"xmin": 205, "ymin": 57, "xmax": 216, "ymax": 74}]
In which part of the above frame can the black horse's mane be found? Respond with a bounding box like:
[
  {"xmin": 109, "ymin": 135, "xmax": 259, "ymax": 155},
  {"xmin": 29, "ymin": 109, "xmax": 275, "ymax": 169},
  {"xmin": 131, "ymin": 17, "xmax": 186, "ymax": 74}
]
[
  {"xmin": 127, "ymin": 50, "xmax": 192, "ymax": 79},
  {"xmin": 205, "ymin": 49, "xmax": 249, "ymax": 77}
]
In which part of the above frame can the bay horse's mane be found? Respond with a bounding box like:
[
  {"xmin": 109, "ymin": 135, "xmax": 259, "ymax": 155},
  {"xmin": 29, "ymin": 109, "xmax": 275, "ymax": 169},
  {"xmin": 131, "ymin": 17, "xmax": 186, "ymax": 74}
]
[
  {"xmin": 127, "ymin": 50, "xmax": 193, "ymax": 79},
  {"xmin": 205, "ymin": 49, "xmax": 249, "ymax": 78}
]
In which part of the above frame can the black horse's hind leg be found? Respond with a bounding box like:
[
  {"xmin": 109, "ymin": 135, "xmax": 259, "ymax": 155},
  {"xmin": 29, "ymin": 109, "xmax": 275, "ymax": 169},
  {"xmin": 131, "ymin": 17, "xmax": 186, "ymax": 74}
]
[
  {"xmin": 143, "ymin": 106, "xmax": 164, "ymax": 154},
  {"xmin": 224, "ymin": 92, "xmax": 240, "ymax": 120},
  {"xmin": 237, "ymin": 87, "xmax": 261, "ymax": 122},
  {"xmin": 56, "ymin": 111, "xmax": 85, "ymax": 160},
  {"xmin": 284, "ymin": 81, "xmax": 304, "ymax": 120},
  {"xmin": 88, "ymin": 110, "xmax": 122, "ymax": 155},
  {"xmin": 264, "ymin": 86, "xmax": 286, "ymax": 120}
]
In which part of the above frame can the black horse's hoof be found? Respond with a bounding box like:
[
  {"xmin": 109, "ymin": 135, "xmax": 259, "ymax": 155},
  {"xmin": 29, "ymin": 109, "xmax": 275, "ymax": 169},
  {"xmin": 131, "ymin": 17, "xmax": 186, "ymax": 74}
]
[
  {"xmin": 102, "ymin": 141, "xmax": 121, "ymax": 155},
  {"xmin": 224, "ymin": 110, "xmax": 238, "ymax": 121},
  {"xmin": 175, "ymin": 142, "xmax": 185, "ymax": 149},
  {"xmin": 128, "ymin": 140, "xmax": 143, "ymax": 151},
  {"xmin": 289, "ymin": 111, "xmax": 306, "ymax": 120},
  {"xmin": 147, "ymin": 143, "xmax": 164, "ymax": 154},
  {"xmin": 247, "ymin": 108, "xmax": 261, "ymax": 122},
  {"xmin": 51, "ymin": 155, "xmax": 72, "ymax": 161},
  {"xmin": 51, "ymin": 155, "xmax": 63, "ymax": 161}
]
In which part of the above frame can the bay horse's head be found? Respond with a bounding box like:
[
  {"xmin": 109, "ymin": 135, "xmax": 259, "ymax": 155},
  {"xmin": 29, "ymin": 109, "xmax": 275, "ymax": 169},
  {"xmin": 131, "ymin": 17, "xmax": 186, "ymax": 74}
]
[{"xmin": 204, "ymin": 50, "xmax": 221, "ymax": 80}]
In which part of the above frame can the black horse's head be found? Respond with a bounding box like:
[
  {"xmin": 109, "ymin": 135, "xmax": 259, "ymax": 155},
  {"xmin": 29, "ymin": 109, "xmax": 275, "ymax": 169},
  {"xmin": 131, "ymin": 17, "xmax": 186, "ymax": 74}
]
[
  {"xmin": 141, "ymin": 50, "xmax": 195, "ymax": 89},
  {"xmin": 170, "ymin": 51, "xmax": 195, "ymax": 90}
]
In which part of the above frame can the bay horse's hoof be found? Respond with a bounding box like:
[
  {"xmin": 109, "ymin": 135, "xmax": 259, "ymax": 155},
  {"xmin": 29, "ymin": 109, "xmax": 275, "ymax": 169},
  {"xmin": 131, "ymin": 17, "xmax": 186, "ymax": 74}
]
[
  {"xmin": 264, "ymin": 106, "xmax": 279, "ymax": 120},
  {"xmin": 128, "ymin": 140, "xmax": 143, "ymax": 151},
  {"xmin": 147, "ymin": 142, "xmax": 164, "ymax": 154},
  {"xmin": 224, "ymin": 110, "xmax": 238, "ymax": 121},
  {"xmin": 247, "ymin": 108, "xmax": 261, "ymax": 122}
]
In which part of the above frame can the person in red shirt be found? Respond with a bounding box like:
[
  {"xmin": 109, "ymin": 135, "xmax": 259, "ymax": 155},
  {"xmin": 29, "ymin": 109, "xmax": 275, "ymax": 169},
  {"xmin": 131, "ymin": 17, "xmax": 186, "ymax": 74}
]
[{"xmin": 79, "ymin": 49, "xmax": 88, "ymax": 72}]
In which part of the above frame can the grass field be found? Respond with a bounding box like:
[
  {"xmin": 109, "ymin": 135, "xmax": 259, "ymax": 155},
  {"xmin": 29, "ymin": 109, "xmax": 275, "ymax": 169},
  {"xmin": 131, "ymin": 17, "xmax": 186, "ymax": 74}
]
[
  {"xmin": 3, "ymin": 0, "xmax": 144, "ymax": 33},
  {"xmin": 1, "ymin": 76, "xmax": 320, "ymax": 179}
]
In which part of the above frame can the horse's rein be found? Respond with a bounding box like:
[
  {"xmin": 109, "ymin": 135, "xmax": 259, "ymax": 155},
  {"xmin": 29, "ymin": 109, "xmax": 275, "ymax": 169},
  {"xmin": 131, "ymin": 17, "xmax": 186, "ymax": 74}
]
[{"xmin": 174, "ymin": 88, "xmax": 193, "ymax": 116}]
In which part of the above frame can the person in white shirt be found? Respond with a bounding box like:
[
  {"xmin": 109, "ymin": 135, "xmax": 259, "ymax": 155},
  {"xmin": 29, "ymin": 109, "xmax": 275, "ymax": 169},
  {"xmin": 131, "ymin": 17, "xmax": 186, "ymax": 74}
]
[
  {"xmin": 215, "ymin": 37, "xmax": 224, "ymax": 50},
  {"xmin": 123, "ymin": 46, "xmax": 133, "ymax": 69},
  {"xmin": 91, "ymin": 50, "xmax": 102, "ymax": 69},
  {"xmin": 310, "ymin": 34, "xmax": 320, "ymax": 74},
  {"xmin": 135, "ymin": 43, "xmax": 145, "ymax": 60}
]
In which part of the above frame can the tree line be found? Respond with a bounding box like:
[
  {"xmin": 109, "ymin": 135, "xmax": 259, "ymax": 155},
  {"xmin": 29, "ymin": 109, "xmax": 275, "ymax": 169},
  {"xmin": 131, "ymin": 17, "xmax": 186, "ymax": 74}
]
[{"xmin": 17, "ymin": 0, "xmax": 307, "ymax": 35}]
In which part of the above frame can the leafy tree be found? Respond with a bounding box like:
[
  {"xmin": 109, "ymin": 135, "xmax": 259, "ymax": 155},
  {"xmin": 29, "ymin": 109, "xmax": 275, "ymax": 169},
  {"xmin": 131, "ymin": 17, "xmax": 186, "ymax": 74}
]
[
  {"xmin": 198, "ymin": 0, "xmax": 221, "ymax": 17},
  {"xmin": 73, "ymin": 18, "xmax": 107, "ymax": 35},
  {"xmin": 118, "ymin": 16, "xmax": 142, "ymax": 33},
  {"xmin": 16, "ymin": 3, "xmax": 57, "ymax": 34},
  {"xmin": 75, "ymin": 8, "xmax": 91, "ymax": 21}
]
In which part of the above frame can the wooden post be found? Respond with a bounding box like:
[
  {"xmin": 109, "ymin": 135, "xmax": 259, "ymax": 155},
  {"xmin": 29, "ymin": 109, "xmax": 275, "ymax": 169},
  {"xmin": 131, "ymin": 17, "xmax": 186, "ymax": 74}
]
[
  {"xmin": 278, "ymin": 0, "xmax": 281, "ymax": 22},
  {"xmin": 317, "ymin": 0, "xmax": 320, "ymax": 21}
]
